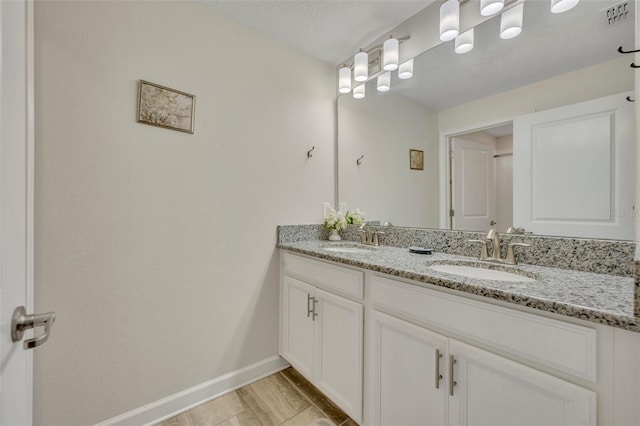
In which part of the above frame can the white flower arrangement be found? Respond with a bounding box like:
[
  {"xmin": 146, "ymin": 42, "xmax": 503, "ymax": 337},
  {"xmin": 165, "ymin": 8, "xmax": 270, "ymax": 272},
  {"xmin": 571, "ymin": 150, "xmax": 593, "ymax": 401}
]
[
  {"xmin": 324, "ymin": 208, "xmax": 347, "ymax": 231},
  {"xmin": 345, "ymin": 208, "xmax": 366, "ymax": 225}
]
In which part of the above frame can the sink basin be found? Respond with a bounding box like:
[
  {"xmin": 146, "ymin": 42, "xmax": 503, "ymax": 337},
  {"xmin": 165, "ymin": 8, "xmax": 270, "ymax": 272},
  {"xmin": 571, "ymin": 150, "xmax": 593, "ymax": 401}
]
[
  {"xmin": 428, "ymin": 264, "xmax": 536, "ymax": 282},
  {"xmin": 321, "ymin": 244, "xmax": 377, "ymax": 254}
]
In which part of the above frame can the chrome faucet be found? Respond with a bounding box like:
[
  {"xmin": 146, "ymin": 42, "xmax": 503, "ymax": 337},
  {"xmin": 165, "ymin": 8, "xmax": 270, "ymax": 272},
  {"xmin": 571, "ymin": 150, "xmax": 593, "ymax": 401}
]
[
  {"xmin": 468, "ymin": 229, "xmax": 531, "ymax": 265},
  {"xmin": 358, "ymin": 223, "xmax": 385, "ymax": 246}
]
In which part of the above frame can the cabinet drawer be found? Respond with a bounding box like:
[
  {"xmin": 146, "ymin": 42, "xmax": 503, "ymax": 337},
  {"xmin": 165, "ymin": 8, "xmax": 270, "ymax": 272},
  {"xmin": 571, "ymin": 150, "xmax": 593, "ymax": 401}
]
[
  {"xmin": 371, "ymin": 275, "xmax": 597, "ymax": 381},
  {"xmin": 282, "ymin": 252, "xmax": 364, "ymax": 300}
]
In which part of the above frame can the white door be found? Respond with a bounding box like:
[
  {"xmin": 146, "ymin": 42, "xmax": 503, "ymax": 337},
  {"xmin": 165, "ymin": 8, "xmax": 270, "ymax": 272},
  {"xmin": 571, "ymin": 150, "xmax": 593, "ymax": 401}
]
[
  {"xmin": 1, "ymin": 0, "xmax": 34, "ymax": 424},
  {"xmin": 280, "ymin": 276, "xmax": 315, "ymax": 379},
  {"xmin": 448, "ymin": 340, "xmax": 596, "ymax": 426},
  {"xmin": 513, "ymin": 93, "xmax": 635, "ymax": 239},
  {"xmin": 314, "ymin": 288, "xmax": 363, "ymax": 423},
  {"xmin": 370, "ymin": 311, "xmax": 448, "ymax": 426},
  {"xmin": 451, "ymin": 137, "xmax": 496, "ymax": 231}
]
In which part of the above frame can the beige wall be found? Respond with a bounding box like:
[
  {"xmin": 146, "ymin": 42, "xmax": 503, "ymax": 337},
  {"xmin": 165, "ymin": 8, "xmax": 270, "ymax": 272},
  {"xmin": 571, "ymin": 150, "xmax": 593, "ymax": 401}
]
[
  {"xmin": 438, "ymin": 56, "xmax": 635, "ymax": 133},
  {"xmin": 33, "ymin": 1, "xmax": 335, "ymax": 424},
  {"xmin": 338, "ymin": 86, "xmax": 439, "ymax": 228}
]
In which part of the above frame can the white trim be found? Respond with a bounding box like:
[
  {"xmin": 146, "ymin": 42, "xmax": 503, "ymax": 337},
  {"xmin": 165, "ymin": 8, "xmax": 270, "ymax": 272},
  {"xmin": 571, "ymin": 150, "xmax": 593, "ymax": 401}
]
[
  {"xmin": 95, "ymin": 356, "xmax": 290, "ymax": 426},
  {"xmin": 26, "ymin": 0, "xmax": 35, "ymax": 421},
  {"xmin": 0, "ymin": 0, "xmax": 35, "ymax": 424},
  {"xmin": 438, "ymin": 117, "xmax": 516, "ymax": 229}
]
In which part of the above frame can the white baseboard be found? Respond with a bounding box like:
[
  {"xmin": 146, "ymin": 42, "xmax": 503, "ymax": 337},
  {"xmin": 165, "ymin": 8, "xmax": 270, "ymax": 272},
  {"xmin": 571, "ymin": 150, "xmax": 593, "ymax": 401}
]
[{"xmin": 95, "ymin": 356, "xmax": 290, "ymax": 426}]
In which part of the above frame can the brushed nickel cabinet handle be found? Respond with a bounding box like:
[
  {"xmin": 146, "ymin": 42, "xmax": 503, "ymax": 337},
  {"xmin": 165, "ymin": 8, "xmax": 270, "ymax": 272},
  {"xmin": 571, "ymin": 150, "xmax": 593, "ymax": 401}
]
[
  {"xmin": 307, "ymin": 294, "xmax": 313, "ymax": 318},
  {"xmin": 435, "ymin": 348, "xmax": 443, "ymax": 389},
  {"xmin": 449, "ymin": 355, "xmax": 457, "ymax": 396},
  {"xmin": 312, "ymin": 297, "xmax": 318, "ymax": 321}
]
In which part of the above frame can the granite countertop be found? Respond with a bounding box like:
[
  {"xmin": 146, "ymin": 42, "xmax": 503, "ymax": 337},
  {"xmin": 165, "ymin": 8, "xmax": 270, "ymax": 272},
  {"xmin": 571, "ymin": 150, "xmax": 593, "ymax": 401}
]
[{"xmin": 278, "ymin": 240, "xmax": 639, "ymax": 332}]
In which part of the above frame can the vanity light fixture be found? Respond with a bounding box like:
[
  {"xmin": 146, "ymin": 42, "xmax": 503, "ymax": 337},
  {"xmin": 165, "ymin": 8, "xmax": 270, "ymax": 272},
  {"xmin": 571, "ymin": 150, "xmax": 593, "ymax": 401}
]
[
  {"xmin": 382, "ymin": 36, "xmax": 399, "ymax": 71},
  {"xmin": 377, "ymin": 71, "xmax": 391, "ymax": 92},
  {"xmin": 440, "ymin": 0, "xmax": 460, "ymax": 42},
  {"xmin": 455, "ymin": 28, "xmax": 474, "ymax": 54},
  {"xmin": 550, "ymin": 0, "xmax": 579, "ymax": 13},
  {"xmin": 338, "ymin": 65, "xmax": 352, "ymax": 94},
  {"xmin": 500, "ymin": 2, "xmax": 524, "ymax": 39},
  {"xmin": 398, "ymin": 59, "xmax": 414, "ymax": 79},
  {"xmin": 339, "ymin": 35, "xmax": 411, "ymax": 96},
  {"xmin": 354, "ymin": 49, "xmax": 369, "ymax": 82},
  {"xmin": 480, "ymin": 0, "xmax": 505, "ymax": 16}
]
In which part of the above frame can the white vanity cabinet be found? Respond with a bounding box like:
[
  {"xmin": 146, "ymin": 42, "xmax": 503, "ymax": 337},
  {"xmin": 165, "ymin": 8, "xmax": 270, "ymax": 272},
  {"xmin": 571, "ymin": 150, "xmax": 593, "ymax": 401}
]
[
  {"xmin": 369, "ymin": 275, "xmax": 597, "ymax": 426},
  {"xmin": 370, "ymin": 311, "xmax": 448, "ymax": 426},
  {"xmin": 280, "ymin": 252, "xmax": 364, "ymax": 422},
  {"xmin": 281, "ymin": 276, "xmax": 315, "ymax": 378},
  {"xmin": 280, "ymin": 251, "xmax": 639, "ymax": 426},
  {"xmin": 447, "ymin": 340, "xmax": 595, "ymax": 426},
  {"xmin": 370, "ymin": 310, "xmax": 595, "ymax": 426}
]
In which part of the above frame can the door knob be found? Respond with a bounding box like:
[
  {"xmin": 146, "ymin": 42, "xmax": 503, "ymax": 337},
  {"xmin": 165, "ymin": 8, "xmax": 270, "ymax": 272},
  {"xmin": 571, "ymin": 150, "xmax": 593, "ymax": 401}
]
[
  {"xmin": 11, "ymin": 306, "xmax": 56, "ymax": 349},
  {"xmin": 490, "ymin": 220, "xmax": 497, "ymax": 225}
]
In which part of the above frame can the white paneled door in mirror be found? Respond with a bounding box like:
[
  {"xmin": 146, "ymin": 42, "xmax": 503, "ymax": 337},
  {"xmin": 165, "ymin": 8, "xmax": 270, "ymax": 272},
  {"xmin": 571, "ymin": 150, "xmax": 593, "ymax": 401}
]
[
  {"xmin": 513, "ymin": 92, "xmax": 635, "ymax": 240},
  {"xmin": 451, "ymin": 136, "xmax": 496, "ymax": 232}
]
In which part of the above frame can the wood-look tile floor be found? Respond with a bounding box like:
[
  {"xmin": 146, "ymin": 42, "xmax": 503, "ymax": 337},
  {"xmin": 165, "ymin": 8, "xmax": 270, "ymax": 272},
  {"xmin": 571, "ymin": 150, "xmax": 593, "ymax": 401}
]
[{"xmin": 157, "ymin": 367, "xmax": 358, "ymax": 426}]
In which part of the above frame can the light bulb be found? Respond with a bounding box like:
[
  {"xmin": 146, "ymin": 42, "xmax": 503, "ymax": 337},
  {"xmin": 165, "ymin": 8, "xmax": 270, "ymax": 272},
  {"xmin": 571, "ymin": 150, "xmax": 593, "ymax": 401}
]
[
  {"xmin": 550, "ymin": 0, "xmax": 579, "ymax": 13},
  {"xmin": 455, "ymin": 28, "xmax": 474, "ymax": 54},
  {"xmin": 354, "ymin": 50, "xmax": 368, "ymax": 82},
  {"xmin": 500, "ymin": 3, "xmax": 523, "ymax": 40},
  {"xmin": 481, "ymin": 0, "xmax": 504, "ymax": 16},
  {"xmin": 338, "ymin": 66, "xmax": 351, "ymax": 94},
  {"xmin": 382, "ymin": 37, "xmax": 399, "ymax": 71},
  {"xmin": 377, "ymin": 72, "xmax": 391, "ymax": 92},
  {"xmin": 398, "ymin": 59, "xmax": 414, "ymax": 79},
  {"xmin": 440, "ymin": 0, "xmax": 460, "ymax": 42}
]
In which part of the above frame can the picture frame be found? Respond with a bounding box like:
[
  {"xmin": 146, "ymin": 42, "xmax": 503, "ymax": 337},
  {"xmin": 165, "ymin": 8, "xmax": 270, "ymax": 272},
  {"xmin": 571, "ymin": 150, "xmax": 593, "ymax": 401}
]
[
  {"xmin": 410, "ymin": 149, "xmax": 424, "ymax": 170},
  {"xmin": 137, "ymin": 80, "xmax": 195, "ymax": 134}
]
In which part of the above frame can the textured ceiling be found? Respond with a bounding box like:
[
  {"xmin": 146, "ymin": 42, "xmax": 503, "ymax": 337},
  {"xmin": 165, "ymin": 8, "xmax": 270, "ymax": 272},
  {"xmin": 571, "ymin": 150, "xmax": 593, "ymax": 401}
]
[
  {"xmin": 204, "ymin": 0, "xmax": 435, "ymax": 65},
  {"xmin": 204, "ymin": 0, "xmax": 634, "ymax": 111}
]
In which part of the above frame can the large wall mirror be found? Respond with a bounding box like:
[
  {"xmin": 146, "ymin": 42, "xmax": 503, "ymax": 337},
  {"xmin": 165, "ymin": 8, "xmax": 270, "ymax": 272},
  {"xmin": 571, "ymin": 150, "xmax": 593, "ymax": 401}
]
[{"xmin": 338, "ymin": 0, "xmax": 636, "ymax": 240}]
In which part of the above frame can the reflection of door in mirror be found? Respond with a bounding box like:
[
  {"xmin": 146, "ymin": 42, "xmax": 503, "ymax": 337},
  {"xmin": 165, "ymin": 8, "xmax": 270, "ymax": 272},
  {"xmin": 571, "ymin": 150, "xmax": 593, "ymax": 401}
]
[
  {"xmin": 513, "ymin": 92, "xmax": 635, "ymax": 240},
  {"xmin": 451, "ymin": 136, "xmax": 495, "ymax": 232},
  {"xmin": 450, "ymin": 124, "xmax": 514, "ymax": 233}
]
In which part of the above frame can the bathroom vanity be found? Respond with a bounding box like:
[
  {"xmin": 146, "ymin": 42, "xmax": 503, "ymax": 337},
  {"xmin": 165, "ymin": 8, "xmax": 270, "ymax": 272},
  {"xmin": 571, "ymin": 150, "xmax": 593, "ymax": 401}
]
[{"xmin": 277, "ymin": 226, "xmax": 640, "ymax": 426}]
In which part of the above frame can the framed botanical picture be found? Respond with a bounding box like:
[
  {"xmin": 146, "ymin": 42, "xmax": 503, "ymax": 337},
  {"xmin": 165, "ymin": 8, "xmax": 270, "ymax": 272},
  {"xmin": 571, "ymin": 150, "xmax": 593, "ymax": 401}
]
[
  {"xmin": 137, "ymin": 80, "xmax": 195, "ymax": 134},
  {"xmin": 410, "ymin": 149, "xmax": 424, "ymax": 170}
]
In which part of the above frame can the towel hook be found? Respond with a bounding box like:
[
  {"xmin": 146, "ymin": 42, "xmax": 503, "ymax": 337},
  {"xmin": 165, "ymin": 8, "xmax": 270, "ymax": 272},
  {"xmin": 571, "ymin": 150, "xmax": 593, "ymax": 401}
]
[
  {"xmin": 356, "ymin": 155, "xmax": 364, "ymax": 166},
  {"xmin": 626, "ymin": 96, "xmax": 635, "ymax": 102},
  {"xmin": 618, "ymin": 46, "xmax": 640, "ymax": 54},
  {"xmin": 307, "ymin": 146, "xmax": 315, "ymax": 158}
]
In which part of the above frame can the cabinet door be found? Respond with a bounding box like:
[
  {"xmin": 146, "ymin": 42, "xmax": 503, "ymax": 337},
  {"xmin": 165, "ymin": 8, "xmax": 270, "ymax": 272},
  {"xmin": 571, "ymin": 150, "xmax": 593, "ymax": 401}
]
[
  {"xmin": 281, "ymin": 276, "xmax": 315, "ymax": 379},
  {"xmin": 448, "ymin": 340, "xmax": 596, "ymax": 426},
  {"xmin": 370, "ymin": 311, "xmax": 448, "ymax": 426},
  {"xmin": 315, "ymin": 288, "xmax": 363, "ymax": 423}
]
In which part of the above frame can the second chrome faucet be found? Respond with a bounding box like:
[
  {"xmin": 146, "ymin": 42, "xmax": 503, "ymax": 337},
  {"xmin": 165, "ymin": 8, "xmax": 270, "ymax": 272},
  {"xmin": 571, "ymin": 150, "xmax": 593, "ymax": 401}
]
[{"xmin": 469, "ymin": 229, "xmax": 530, "ymax": 265}]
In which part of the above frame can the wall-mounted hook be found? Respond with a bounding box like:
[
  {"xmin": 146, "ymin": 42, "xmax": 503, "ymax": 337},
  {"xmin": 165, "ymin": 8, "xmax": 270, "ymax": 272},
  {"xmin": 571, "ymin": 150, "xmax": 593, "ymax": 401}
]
[
  {"xmin": 631, "ymin": 63, "xmax": 640, "ymax": 68},
  {"xmin": 307, "ymin": 146, "xmax": 315, "ymax": 158},
  {"xmin": 626, "ymin": 96, "xmax": 635, "ymax": 102},
  {"xmin": 356, "ymin": 155, "xmax": 364, "ymax": 166},
  {"xmin": 618, "ymin": 46, "xmax": 640, "ymax": 54}
]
